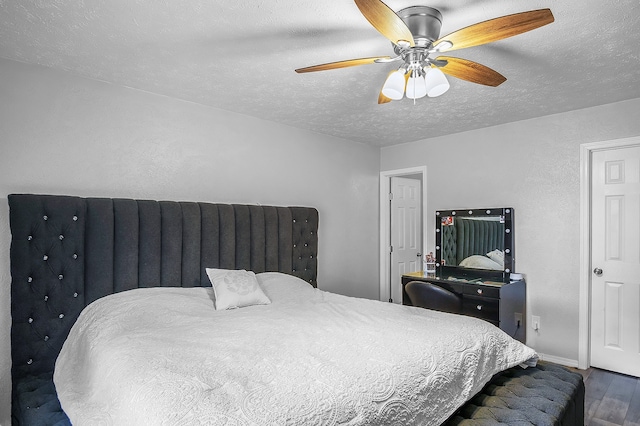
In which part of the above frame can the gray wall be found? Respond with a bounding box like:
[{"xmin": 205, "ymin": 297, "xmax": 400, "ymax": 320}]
[
  {"xmin": 381, "ymin": 97, "xmax": 640, "ymax": 364},
  {"xmin": 0, "ymin": 57, "xmax": 380, "ymax": 423},
  {"xmin": 3, "ymin": 52, "xmax": 640, "ymax": 424}
]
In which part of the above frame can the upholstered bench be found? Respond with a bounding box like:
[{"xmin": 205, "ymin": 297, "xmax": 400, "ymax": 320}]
[
  {"xmin": 14, "ymin": 362, "xmax": 584, "ymax": 425},
  {"xmin": 446, "ymin": 361, "xmax": 585, "ymax": 425}
]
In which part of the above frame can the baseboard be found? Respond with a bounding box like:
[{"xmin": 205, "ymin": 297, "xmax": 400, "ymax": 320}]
[{"xmin": 537, "ymin": 353, "xmax": 580, "ymax": 368}]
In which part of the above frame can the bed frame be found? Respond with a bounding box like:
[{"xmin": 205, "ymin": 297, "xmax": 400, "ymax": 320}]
[{"xmin": 8, "ymin": 194, "xmax": 583, "ymax": 425}]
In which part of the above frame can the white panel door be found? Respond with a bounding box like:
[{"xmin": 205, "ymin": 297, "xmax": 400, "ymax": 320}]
[
  {"xmin": 590, "ymin": 145, "xmax": 640, "ymax": 377},
  {"xmin": 390, "ymin": 177, "xmax": 422, "ymax": 304}
]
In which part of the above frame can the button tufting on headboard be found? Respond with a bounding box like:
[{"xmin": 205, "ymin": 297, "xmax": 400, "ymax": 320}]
[
  {"xmin": 290, "ymin": 207, "xmax": 318, "ymax": 285},
  {"xmin": 9, "ymin": 195, "xmax": 87, "ymax": 386}
]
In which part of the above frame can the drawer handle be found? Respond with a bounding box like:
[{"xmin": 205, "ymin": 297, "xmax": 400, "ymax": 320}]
[
  {"xmin": 476, "ymin": 305, "xmax": 483, "ymax": 311},
  {"xmin": 476, "ymin": 288, "xmax": 483, "ymax": 295}
]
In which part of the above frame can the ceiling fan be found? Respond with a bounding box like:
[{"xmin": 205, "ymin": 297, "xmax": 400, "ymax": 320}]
[{"xmin": 295, "ymin": 0, "xmax": 554, "ymax": 104}]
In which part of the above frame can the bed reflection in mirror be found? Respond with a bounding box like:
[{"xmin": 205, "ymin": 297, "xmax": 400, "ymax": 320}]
[{"xmin": 435, "ymin": 208, "xmax": 514, "ymax": 280}]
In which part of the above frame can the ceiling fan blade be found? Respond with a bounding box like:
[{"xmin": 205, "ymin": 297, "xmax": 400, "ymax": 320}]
[
  {"xmin": 295, "ymin": 56, "xmax": 391, "ymax": 73},
  {"xmin": 436, "ymin": 56, "xmax": 506, "ymax": 87},
  {"xmin": 354, "ymin": 0, "xmax": 415, "ymax": 47},
  {"xmin": 378, "ymin": 91, "xmax": 392, "ymax": 104},
  {"xmin": 433, "ymin": 9, "xmax": 554, "ymax": 52}
]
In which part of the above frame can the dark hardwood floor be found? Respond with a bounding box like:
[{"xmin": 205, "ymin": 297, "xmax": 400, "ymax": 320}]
[{"xmin": 570, "ymin": 367, "xmax": 640, "ymax": 425}]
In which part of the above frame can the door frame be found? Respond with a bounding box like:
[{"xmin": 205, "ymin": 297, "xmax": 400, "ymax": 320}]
[
  {"xmin": 379, "ymin": 166, "xmax": 427, "ymax": 302},
  {"xmin": 578, "ymin": 135, "xmax": 640, "ymax": 369}
]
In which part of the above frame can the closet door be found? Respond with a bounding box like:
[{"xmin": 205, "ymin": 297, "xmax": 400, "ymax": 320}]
[
  {"xmin": 590, "ymin": 144, "xmax": 640, "ymax": 377},
  {"xmin": 390, "ymin": 176, "xmax": 422, "ymax": 304}
]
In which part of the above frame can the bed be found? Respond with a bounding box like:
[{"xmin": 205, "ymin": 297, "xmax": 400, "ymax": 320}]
[{"xmin": 8, "ymin": 194, "xmax": 583, "ymax": 425}]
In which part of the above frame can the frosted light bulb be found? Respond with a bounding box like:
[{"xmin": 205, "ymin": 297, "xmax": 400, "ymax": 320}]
[
  {"xmin": 381, "ymin": 69, "xmax": 406, "ymax": 100},
  {"xmin": 425, "ymin": 68, "xmax": 450, "ymax": 97},
  {"xmin": 405, "ymin": 74, "xmax": 427, "ymax": 99}
]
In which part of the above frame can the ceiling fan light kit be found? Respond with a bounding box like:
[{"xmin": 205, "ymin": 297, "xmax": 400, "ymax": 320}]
[
  {"xmin": 295, "ymin": 0, "xmax": 554, "ymax": 105},
  {"xmin": 386, "ymin": 67, "xmax": 450, "ymax": 100}
]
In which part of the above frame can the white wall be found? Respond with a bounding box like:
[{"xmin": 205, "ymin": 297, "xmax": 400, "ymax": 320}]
[
  {"xmin": 0, "ymin": 57, "xmax": 380, "ymax": 424},
  {"xmin": 381, "ymin": 97, "xmax": 640, "ymax": 365}
]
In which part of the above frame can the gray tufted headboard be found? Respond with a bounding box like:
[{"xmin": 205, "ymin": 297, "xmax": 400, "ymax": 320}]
[
  {"xmin": 8, "ymin": 194, "xmax": 319, "ymax": 424},
  {"xmin": 441, "ymin": 217, "xmax": 505, "ymax": 266}
]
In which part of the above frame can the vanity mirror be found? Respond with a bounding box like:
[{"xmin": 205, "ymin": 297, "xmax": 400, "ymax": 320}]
[{"xmin": 435, "ymin": 207, "xmax": 514, "ymax": 282}]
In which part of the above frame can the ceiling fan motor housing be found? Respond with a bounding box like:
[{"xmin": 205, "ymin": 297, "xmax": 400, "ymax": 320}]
[{"xmin": 397, "ymin": 6, "xmax": 442, "ymax": 48}]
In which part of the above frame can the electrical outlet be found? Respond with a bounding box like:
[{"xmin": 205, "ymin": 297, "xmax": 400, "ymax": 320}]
[
  {"xmin": 532, "ymin": 315, "xmax": 540, "ymax": 331},
  {"xmin": 514, "ymin": 313, "xmax": 522, "ymax": 327}
]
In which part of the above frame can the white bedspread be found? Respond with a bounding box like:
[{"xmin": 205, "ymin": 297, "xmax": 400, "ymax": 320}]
[{"xmin": 54, "ymin": 272, "xmax": 537, "ymax": 425}]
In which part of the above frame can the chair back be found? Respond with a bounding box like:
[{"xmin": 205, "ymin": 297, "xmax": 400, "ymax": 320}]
[{"xmin": 405, "ymin": 281, "xmax": 462, "ymax": 314}]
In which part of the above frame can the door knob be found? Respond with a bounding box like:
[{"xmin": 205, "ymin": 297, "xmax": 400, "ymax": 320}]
[
  {"xmin": 593, "ymin": 268, "xmax": 603, "ymax": 276},
  {"xmin": 416, "ymin": 253, "xmax": 422, "ymax": 257}
]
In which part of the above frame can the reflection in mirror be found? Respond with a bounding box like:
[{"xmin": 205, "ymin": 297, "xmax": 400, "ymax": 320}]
[{"xmin": 435, "ymin": 208, "xmax": 514, "ymax": 282}]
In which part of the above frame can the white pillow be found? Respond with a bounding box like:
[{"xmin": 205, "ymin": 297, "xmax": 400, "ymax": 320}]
[
  {"xmin": 205, "ymin": 268, "xmax": 271, "ymax": 310},
  {"xmin": 257, "ymin": 272, "xmax": 317, "ymax": 302},
  {"xmin": 486, "ymin": 249, "xmax": 505, "ymax": 267},
  {"xmin": 459, "ymin": 255, "xmax": 503, "ymax": 270}
]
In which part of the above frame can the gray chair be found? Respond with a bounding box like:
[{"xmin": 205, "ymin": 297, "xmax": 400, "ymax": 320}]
[{"xmin": 405, "ymin": 281, "xmax": 462, "ymax": 314}]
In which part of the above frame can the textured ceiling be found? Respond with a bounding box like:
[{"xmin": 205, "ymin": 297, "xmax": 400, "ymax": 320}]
[{"xmin": 1, "ymin": 0, "xmax": 639, "ymax": 147}]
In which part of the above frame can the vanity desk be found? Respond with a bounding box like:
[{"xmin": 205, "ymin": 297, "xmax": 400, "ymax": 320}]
[
  {"xmin": 406, "ymin": 207, "xmax": 526, "ymax": 342},
  {"xmin": 401, "ymin": 271, "xmax": 526, "ymax": 343}
]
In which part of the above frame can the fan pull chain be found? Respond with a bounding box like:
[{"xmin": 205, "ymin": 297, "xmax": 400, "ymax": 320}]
[{"xmin": 413, "ymin": 70, "xmax": 417, "ymax": 105}]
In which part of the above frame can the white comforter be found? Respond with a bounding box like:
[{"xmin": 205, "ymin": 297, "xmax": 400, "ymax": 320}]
[{"xmin": 54, "ymin": 272, "xmax": 537, "ymax": 425}]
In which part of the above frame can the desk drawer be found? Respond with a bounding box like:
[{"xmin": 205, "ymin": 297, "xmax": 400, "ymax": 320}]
[
  {"xmin": 463, "ymin": 285, "xmax": 500, "ymax": 299},
  {"xmin": 463, "ymin": 296, "xmax": 499, "ymax": 321}
]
